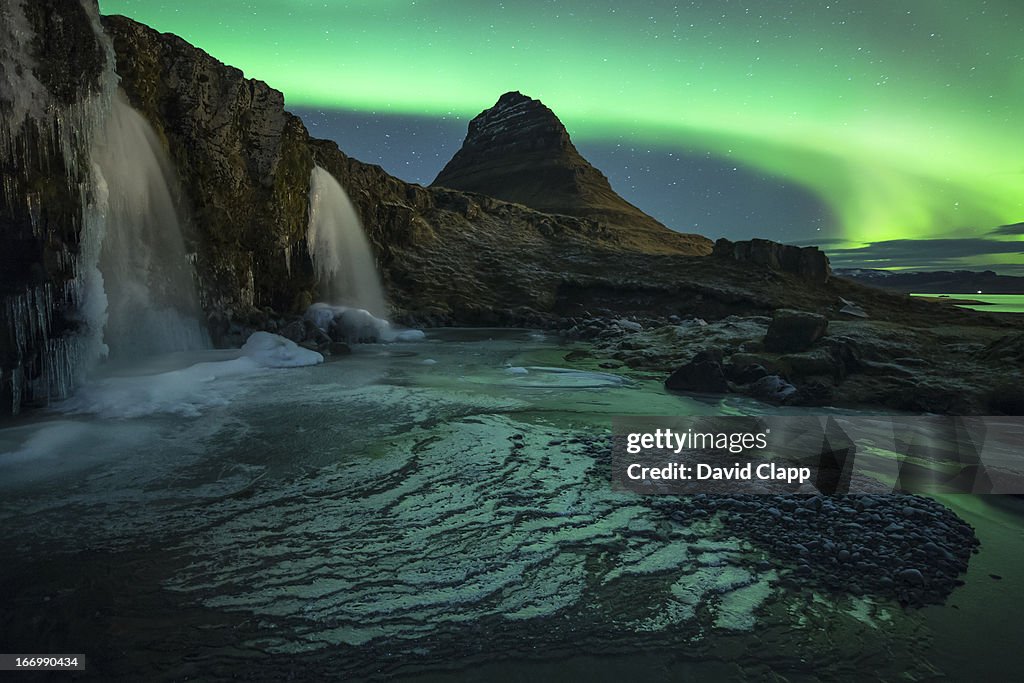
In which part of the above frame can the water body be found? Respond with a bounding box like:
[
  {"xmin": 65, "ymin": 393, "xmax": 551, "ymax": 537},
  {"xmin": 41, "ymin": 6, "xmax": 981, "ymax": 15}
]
[
  {"xmin": 0, "ymin": 330, "xmax": 1020, "ymax": 680},
  {"xmin": 911, "ymin": 293, "xmax": 1024, "ymax": 314}
]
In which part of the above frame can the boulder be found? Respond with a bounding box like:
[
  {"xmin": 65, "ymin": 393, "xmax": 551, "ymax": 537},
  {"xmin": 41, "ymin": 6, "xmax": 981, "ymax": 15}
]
[
  {"xmin": 764, "ymin": 310, "xmax": 829, "ymax": 353},
  {"xmin": 665, "ymin": 351, "xmax": 729, "ymax": 393},
  {"xmin": 279, "ymin": 319, "xmax": 306, "ymax": 343},
  {"xmin": 749, "ymin": 375, "xmax": 798, "ymax": 403},
  {"xmin": 726, "ymin": 362, "xmax": 770, "ymax": 385}
]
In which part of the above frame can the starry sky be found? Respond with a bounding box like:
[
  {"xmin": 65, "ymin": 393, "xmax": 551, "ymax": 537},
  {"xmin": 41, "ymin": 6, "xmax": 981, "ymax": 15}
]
[{"xmin": 100, "ymin": 0, "xmax": 1024, "ymax": 273}]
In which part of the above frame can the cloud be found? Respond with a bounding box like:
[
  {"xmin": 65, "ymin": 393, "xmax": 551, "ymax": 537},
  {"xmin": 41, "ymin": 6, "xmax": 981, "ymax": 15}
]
[
  {"xmin": 990, "ymin": 222, "xmax": 1024, "ymax": 236},
  {"xmin": 821, "ymin": 238, "xmax": 1024, "ymax": 274}
]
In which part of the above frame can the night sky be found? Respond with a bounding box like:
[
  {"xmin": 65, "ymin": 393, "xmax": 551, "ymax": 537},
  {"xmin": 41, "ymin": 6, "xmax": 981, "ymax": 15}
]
[{"xmin": 100, "ymin": 1, "xmax": 1024, "ymax": 273}]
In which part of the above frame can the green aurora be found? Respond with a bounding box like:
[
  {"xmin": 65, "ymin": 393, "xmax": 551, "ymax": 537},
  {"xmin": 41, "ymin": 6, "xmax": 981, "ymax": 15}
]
[{"xmin": 100, "ymin": 0, "xmax": 1023, "ymax": 265}]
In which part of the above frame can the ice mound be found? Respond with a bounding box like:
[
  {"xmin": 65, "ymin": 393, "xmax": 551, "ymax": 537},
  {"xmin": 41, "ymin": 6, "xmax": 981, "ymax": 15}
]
[
  {"xmin": 55, "ymin": 358, "xmax": 251, "ymax": 418},
  {"xmin": 56, "ymin": 333, "xmax": 322, "ymax": 418},
  {"xmin": 304, "ymin": 303, "xmax": 425, "ymax": 344},
  {"xmin": 241, "ymin": 331, "xmax": 324, "ymax": 367}
]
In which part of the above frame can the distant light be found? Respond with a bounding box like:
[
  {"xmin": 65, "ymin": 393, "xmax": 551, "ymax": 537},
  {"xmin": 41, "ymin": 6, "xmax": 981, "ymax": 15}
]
[{"xmin": 977, "ymin": 290, "xmax": 983, "ymax": 294}]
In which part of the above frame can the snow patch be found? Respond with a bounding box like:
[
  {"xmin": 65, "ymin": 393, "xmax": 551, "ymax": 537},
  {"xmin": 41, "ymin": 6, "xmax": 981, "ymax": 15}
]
[
  {"xmin": 241, "ymin": 331, "xmax": 323, "ymax": 368},
  {"xmin": 54, "ymin": 333, "xmax": 321, "ymax": 418}
]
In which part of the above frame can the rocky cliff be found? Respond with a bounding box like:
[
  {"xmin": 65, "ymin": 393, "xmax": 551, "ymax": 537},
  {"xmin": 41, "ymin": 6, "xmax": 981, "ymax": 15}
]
[
  {"xmin": 101, "ymin": 17, "xmax": 316, "ymax": 321},
  {"xmin": 713, "ymin": 238, "xmax": 831, "ymax": 284},
  {"xmin": 433, "ymin": 91, "xmax": 711, "ymax": 256},
  {"xmin": 101, "ymin": 15, "xmax": 811, "ymax": 330},
  {"xmin": 1, "ymin": 0, "xmax": 112, "ymax": 414}
]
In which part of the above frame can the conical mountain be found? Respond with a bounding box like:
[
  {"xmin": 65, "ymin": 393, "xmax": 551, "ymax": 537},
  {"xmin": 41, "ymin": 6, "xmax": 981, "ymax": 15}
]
[{"xmin": 432, "ymin": 91, "xmax": 711, "ymax": 255}]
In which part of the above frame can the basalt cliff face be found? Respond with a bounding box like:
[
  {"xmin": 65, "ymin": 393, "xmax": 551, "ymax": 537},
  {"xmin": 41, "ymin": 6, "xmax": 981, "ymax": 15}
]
[
  {"xmin": 1, "ymin": 0, "xmax": 112, "ymax": 414},
  {"xmin": 433, "ymin": 91, "xmax": 711, "ymax": 256},
  {"xmin": 100, "ymin": 15, "xmax": 824, "ymax": 329}
]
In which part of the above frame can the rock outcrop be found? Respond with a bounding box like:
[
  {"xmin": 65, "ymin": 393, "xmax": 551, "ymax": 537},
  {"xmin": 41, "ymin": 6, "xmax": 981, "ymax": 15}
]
[
  {"xmin": 1, "ymin": 0, "xmax": 113, "ymax": 414},
  {"xmin": 102, "ymin": 16, "xmax": 316, "ymax": 319},
  {"xmin": 433, "ymin": 91, "xmax": 711, "ymax": 256},
  {"xmin": 763, "ymin": 309, "xmax": 829, "ymax": 352},
  {"xmin": 713, "ymin": 238, "xmax": 831, "ymax": 284}
]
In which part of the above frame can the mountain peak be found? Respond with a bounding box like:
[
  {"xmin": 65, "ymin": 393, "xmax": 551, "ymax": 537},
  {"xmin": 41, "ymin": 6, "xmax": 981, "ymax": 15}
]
[
  {"xmin": 433, "ymin": 93, "xmax": 711, "ymax": 255},
  {"xmin": 453, "ymin": 91, "xmax": 573, "ymax": 161}
]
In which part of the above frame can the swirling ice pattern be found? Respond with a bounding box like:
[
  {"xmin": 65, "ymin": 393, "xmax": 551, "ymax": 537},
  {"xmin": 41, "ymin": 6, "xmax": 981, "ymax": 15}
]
[{"xmin": 163, "ymin": 415, "xmax": 775, "ymax": 654}]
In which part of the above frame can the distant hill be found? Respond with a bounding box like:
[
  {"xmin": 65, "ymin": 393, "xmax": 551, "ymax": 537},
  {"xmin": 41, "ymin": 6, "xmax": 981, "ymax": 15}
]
[
  {"xmin": 432, "ymin": 91, "xmax": 711, "ymax": 256},
  {"xmin": 835, "ymin": 268, "xmax": 1024, "ymax": 294}
]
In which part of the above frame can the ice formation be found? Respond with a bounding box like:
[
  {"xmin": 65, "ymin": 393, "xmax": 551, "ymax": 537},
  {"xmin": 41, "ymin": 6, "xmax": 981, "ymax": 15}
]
[
  {"xmin": 56, "ymin": 333, "xmax": 321, "ymax": 419},
  {"xmin": 305, "ymin": 303, "xmax": 425, "ymax": 344}
]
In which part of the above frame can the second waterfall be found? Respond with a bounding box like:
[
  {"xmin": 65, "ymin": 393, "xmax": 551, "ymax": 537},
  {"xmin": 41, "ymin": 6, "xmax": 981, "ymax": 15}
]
[{"xmin": 306, "ymin": 166, "xmax": 388, "ymax": 317}]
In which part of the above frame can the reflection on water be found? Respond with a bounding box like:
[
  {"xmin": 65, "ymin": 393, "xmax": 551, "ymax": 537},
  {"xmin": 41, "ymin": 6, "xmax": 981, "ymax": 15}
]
[{"xmin": 0, "ymin": 329, "xmax": 1020, "ymax": 680}]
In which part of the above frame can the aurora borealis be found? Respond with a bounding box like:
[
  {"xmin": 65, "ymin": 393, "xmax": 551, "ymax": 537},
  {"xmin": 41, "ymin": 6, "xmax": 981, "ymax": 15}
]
[{"xmin": 99, "ymin": 0, "xmax": 1024, "ymax": 271}]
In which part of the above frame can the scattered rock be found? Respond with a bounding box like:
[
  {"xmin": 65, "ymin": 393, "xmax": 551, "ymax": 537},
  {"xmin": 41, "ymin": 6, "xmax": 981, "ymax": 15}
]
[
  {"xmin": 764, "ymin": 309, "xmax": 829, "ymax": 353},
  {"xmin": 665, "ymin": 351, "xmax": 729, "ymax": 393},
  {"xmin": 839, "ymin": 297, "xmax": 868, "ymax": 318},
  {"xmin": 615, "ymin": 319, "xmax": 643, "ymax": 332},
  {"xmin": 279, "ymin": 319, "xmax": 306, "ymax": 343},
  {"xmin": 897, "ymin": 568, "xmax": 925, "ymax": 586},
  {"xmin": 749, "ymin": 375, "xmax": 797, "ymax": 403},
  {"xmin": 726, "ymin": 362, "xmax": 769, "ymax": 385}
]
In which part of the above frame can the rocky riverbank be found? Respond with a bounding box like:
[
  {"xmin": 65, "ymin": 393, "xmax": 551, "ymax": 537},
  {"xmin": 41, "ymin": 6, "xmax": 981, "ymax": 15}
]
[{"xmin": 559, "ymin": 307, "xmax": 1024, "ymax": 415}]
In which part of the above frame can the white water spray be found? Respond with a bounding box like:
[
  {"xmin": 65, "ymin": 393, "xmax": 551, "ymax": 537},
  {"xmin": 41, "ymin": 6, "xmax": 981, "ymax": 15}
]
[
  {"xmin": 307, "ymin": 166, "xmax": 388, "ymax": 317},
  {"xmin": 90, "ymin": 91, "xmax": 209, "ymax": 359}
]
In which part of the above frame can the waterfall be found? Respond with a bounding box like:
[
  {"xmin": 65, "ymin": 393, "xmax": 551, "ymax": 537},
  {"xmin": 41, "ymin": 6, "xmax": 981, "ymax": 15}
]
[
  {"xmin": 91, "ymin": 92, "xmax": 209, "ymax": 359},
  {"xmin": 1, "ymin": 0, "xmax": 209, "ymax": 413},
  {"xmin": 307, "ymin": 166, "xmax": 388, "ymax": 317}
]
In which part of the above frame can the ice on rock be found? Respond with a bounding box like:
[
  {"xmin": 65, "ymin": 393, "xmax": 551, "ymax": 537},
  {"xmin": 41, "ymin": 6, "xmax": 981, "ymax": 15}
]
[
  {"xmin": 390, "ymin": 328, "xmax": 427, "ymax": 342},
  {"xmin": 304, "ymin": 303, "xmax": 424, "ymax": 344}
]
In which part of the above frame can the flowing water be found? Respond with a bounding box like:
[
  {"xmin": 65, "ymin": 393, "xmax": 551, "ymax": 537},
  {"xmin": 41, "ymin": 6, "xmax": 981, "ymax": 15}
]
[
  {"xmin": 91, "ymin": 91, "xmax": 210, "ymax": 358},
  {"xmin": 307, "ymin": 166, "xmax": 389, "ymax": 316},
  {"xmin": 2, "ymin": 9, "xmax": 208, "ymax": 411},
  {"xmin": 0, "ymin": 329, "xmax": 1020, "ymax": 681}
]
